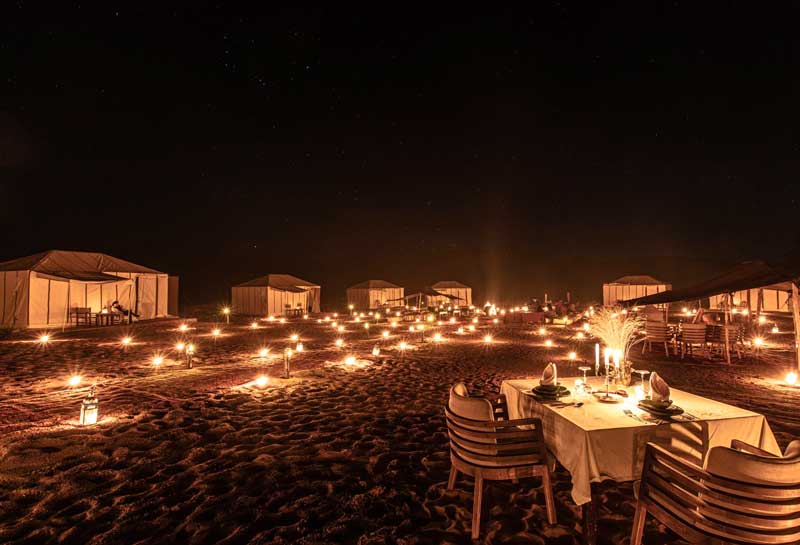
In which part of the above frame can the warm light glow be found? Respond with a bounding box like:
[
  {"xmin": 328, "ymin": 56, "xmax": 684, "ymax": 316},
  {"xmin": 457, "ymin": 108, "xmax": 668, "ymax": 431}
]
[
  {"xmin": 433, "ymin": 333, "xmax": 443, "ymax": 342},
  {"xmin": 290, "ymin": 334, "xmax": 299, "ymax": 341},
  {"xmin": 568, "ymin": 351, "xmax": 576, "ymax": 360},
  {"xmin": 303, "ymin": 314, "xmax": 309, "ymax": 320},
  {"xmin": 754, "ymin": 337, "xmax": 764, "ymax": 346},
  {"xmin": 255, "ymin": 375, "xmax": 269, "ymax": 388},
  {"xmin": 427, "ymin": 315, "xmax": 434, "ymax": 322},
  {"xmin": 258, "ymin": 348, "xmax": 270, "ymax": 358},
  {"xmin": 251, "ymin": 322, "xmax": 258, "ymax": 329},
  {"xmin": 39, "ymin": 334, "xmax": 50, "ymax": 344},
  {"xmin": 399, "ymin": 341, "xmax": 408, "ymax": 350},
  {"xmin": 409, "ymin": 325, "xmax": 415, "ymax": 332},
  {"xmin": 333, "ymin": 313, "xmax": 338, "ymax": 317},
  {"xmin": 457, "ymin": 327, "xmax": 464, "ymax": 334},
  {"xmin": 331, "ymin": 321, "xmax": 338, "ymax": 328},
  {"xmin": 355, "ymin": 316, "xmax": 361, "ymax": 322},
  {"xmin": 121, "ymin": 336, "xmax": 132, "ymax": 346},
  {"xmin": 372, "ymin": 346, "xmax": 380, "ymax": 357},
  {"xmin": 152, "ymin": 356, "xmax": 163, "ymax": 366},
  {"xmin": 583, "ymin": 323, "xmax": 590, "ymax": 332},
  {"xmin": 758, "ymin": 315, "xmax": 767, "ymax": 324},
  {"xmin": 390, "ymin": 321, "xmax": 398, "ymax": 328},
  {"xmin": 538, "ymin": 327, "xmax": 546, "ymax": 335},
  {"xmin": 364, "ymin": 323, "xmax": 370, "ymax": 329},
  {"xmin": 179, "ymin": 324, "xmax": 188, "ymax": 332},
  {"xmin": 417, "ymin": 324, "xmax": 425, "ymax": 331},
  {"xmin": 68, "ymin": 375, "xmax": 82, "ymax": 387},
  {"xmin": 772, "ymin": 325, "xmax": 779, "ymax": 334},
  {"xmin": 296, "ymin": 342, "xmax": 304, "ymax": 352},
  {"xmin": 472, "ymin": 318, "xmax": 478, "ymax": 324},
  {"xmin": 787, "ymin": 372, "xmax": 798, "ymax": 386},
  {"xmin": 348, "ymin": 304, "xmax": 354, "ymax": 310},
  {"xmin": 186, "ymin": 343, "xmax": 195, "ymax": 354},
  {"xmin": 344, "ymin": 356, "xmax": 357, "ymax": 365},
  {"xmin": 576, "ymin": 331, "xmax": 585, "ymax": 339},
  {"xmin": 483, "ymin": 335, "xmax": 493, "ymax": 343},
  {"xmin": 741, "ymin": 309, "xmax": 749, "ymax": 316},
  {"xmin": 175, "ymin": 342, "xmax": 186, "ymax": 352},
  {"xmin": 337, "ymin": 325, "xmax": 345, "ymax": 332},
  {"xmin": 279, "ymin": 318, "xmax": 286, "ymax": 324},
  {"xmin": 222, "ymin": 307, "xmax": 230, "ymax": 315},
  {"xmin": 268, "ymin": 315, "xmax": 276, "ymax": 321},
  {"xmin": 468, "ymin": 325, "xmax": 476, "ymax": 331},
  {"xmin": 450, "ymin": 317, "xmax": 456, "ymax": 324},
  {"xmin": 324, "ymin": 316, "xmax": 331, "ymax": 322},
  {"xmin": 212, "ymin": 328, "xmax": 221, "ymax": 337},
  {"xmin": 335, "ymin": 338, "xmax": 344, "ymax": 347},
  {"xmin": 545, "ymin": 339, "xmax": 553, "ymax": 347},
  {"xmin": 382, "ymin": 330, "xmax": 389, "ymax": 338}
]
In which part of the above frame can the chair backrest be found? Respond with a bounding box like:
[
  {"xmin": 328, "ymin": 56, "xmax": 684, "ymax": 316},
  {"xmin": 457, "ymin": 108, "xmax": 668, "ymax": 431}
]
[
  {"xmin": 645, "ymin": 320, "xmax": 669, "ymax": 341},
  {"xmin": 681, "ymin": 323, "xmax": 707, "ymax": 343},
  {"xmin": 639, "ymin": 442, "xmax": 800, "ymax": 544}
]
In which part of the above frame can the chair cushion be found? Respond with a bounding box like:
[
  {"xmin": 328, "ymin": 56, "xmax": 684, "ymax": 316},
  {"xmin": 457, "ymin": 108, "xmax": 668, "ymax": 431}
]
[
  {"xmin": 451, "ymin": 382, "xmax": 469, "ymax": 397},
  {"xmin": 784, "ymin": 440, "xmax": 800, "ymax": 459},
  {"xmin": 449, "ymin": 385, "xmax": 494, "ymax": 422},
  {"xmin": 704, "ymin": 445, "xmax": 800, "ymax": 486}
]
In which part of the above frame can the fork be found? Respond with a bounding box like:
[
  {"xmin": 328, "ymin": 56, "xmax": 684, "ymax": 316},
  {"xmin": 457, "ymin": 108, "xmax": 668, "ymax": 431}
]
[{"xmin": 624, "ymin": 409, "xmax": 654, "ymax": 424}]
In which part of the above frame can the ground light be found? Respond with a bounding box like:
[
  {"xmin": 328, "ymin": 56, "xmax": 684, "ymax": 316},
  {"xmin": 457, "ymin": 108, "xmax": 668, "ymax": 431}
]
[
  {"xmin": 787, "ymin": 372, "xmax": 798, "ymax": 386},
  {"xmin": 68, "ymin": 375, "xmax": 82, "ymax": 387},
  {"xmin": 79, "ymin": 386, "xmax": 99, "ymax": 426},
  {"xmin": 255, "ymin": 375, "xmax": 269, "ymax": 388}
]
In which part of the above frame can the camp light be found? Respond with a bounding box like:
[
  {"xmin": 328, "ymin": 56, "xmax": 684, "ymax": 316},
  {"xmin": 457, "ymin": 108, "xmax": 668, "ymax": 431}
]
[
  {"xmin": 80, "ymin": 386, "xmax": 99, "ymax": 426},
  {"xmin": 372, "ymin": 346, "xmax": 380, "ymax": 357}
]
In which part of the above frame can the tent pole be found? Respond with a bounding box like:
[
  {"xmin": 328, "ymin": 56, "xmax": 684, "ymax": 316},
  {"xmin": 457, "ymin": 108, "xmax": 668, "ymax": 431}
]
[
  {"xmin": 791, "ymin": 282, "xmax": 800, "ymax": 372},
  {"xmin": 723, "ymin": 293, "xmax": 731, "ymax": 365}
]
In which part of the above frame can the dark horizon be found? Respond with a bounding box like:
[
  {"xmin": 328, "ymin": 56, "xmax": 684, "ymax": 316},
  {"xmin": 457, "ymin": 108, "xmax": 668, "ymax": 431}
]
[{"xmin": 2, "ymin": 4, "xmax": 798, "ymax": 309}]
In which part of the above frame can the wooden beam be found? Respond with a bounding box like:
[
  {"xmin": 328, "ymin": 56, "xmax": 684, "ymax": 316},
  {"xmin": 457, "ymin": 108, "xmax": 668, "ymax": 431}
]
[
  {"xmin": 723, "ymin": 293, "xmax": 731, "ymax": 365},
  {"xmin": 791, "ymin": 282, "xmax": 800, "ymax": 372}
]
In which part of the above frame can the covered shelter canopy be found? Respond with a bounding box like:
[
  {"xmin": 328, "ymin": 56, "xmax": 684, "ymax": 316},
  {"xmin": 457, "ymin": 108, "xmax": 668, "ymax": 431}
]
[
  {"xmin": 231, "ymin": 274, "xmax": 321, "ymax": 316},
  {"xmin": 603, "ymin": 275, "xmax": 670, "ymax": 306},
  {"xmin": 622, "ymin": 254, "xmax": 800, "ymax": 368},
  {"xmin": 346, "ymin": 280, "xmax": 403, "ymax": 310},
  {"xmin": 0, "ymin": 250, "xmax": 169, "ymax": 328},
  {"xmin": 388, "ymin": 287, "xmax": 461, "ymax": 309},
  {"xmin": 431, "ymin": 280, "xmax": 472, "ymax": 307}
]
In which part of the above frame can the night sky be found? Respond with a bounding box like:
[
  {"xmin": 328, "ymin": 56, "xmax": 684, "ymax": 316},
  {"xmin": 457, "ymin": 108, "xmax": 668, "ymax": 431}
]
[{"xmin": 2, "ymin": 3, "xmax": 798, "ymax": 308}]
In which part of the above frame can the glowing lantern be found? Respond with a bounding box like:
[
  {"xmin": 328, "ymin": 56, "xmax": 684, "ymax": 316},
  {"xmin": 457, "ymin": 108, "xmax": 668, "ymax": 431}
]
[
  {"xmin": 79, "ymin": 386, "xmax": 99, "ymax": 426},
  {"xmin": 538, "ymin": 327, "xmax": 546, "ymax": 335},
  {"xmin": 372, "ymin": 346, "xmax": 380, "ymax": 357},
  {"xmin": 472, "ymin": 318, "xmax": 478, "ymax": 324},
  {"xmin": 433, "ymin": 333, "xmax": 443, "ymax": 342},
  {"xmin": 344, "ymin": 356, "xmax": 357, "ymax": 365},
  {"xmin": 255, "ymin": 375, "xmax": 269, "ymax": 388},
  {"xmin": 212, "ymin": 328, "xmax": 221, "ymax": 337},
  {"xmin": 545, "ymin": 339, "xmax": 553, "ymax": 347},
  {"xmin": 324, "ymin": 316, "xmax": 330, "ymax": 322},
  {"xmin": 152, "ymin": 356, "xmax": 163, "ymax": 366},
  {"xmin": 268, "ymin": 315, "xmax": 276, "ymax": 322},
  {"xmin": 577, "ymin": 331, "xmax": 585, "ymax": 339},
  {"xmin": 468, "ymin": 325, "xmax": 476, "ymax": 331},
  {"xmin": 772, "ymin": 325, "xmax": 779, "ymax": 333},
  {"xmin": 279, "ymin": 318, "xmax": 286, "ymax": 324},
  {"xmin": 450, "ymin": 317, "xmax": 456, "ymax": 324},
  {"xmin": 331, "ymin": 321, "xmax": 338, "ymax": 328},
  {"xmin": 758, "ymin": 315, "xmax": 766, "ymax": 324},
  {"xmin": 355, "ymin": 316, "xmax": 361, "ymax": 322},
  {"xmin": 68, "ymin": 375, "xmax": 82, "ymax": 387},
  {"xmin": 335, "ymin": 338, "xmax": 344, "ymax": 348},
  {"xmin": 741, "ymin": 309, "xmax": 749, "ymax": 316},
  {"xmin": 786, "ymin": 372, "xmax": 798, "ymax": 386},
  {"xmin": 296, "ymin": 342, "xmax": 304, "ymax": 352},
  {"xmin": 337, "ymin": 325, "xmax": 345, "ymax": 333},
  {"xmin": 251, "ymin": 322, "xmax": 258, "ymax": 329},
  {"xmin": 303, "ymin": 314, "xmax": 309, "ymax": 320},
  {"xmin": 754, "ymin": 337, "xmax": 764, "ymax": 346},
  {"xmin": 175, "ymin": 341, "xmax": 186, "ymax": 352},
  {"xmin": 492, "ymin": 318, "xmax": 499, "ymax": 324},
  {"xmin": 333, "ymin": 313, "xmax": 338, "ymax": 318},
  {"xmin": 583, "ymin": 323, "xmax": 590, "ymax": 332},
  {"xmin": 457, "ymin": 327, "xmax": 464, "ymax": 334},
  {"xmin": 39, "ymin": 333, "xmax": 51, "ymax": 344},
  {"xmin": 283, "ymin": 348, "xmax": 293, "ymax": 378},
  {"xmin": 121, "ymin": 336, "xmax": 132, "ymax": 346},
  {"xmin": 390, "ymin": 321, "xmax": 398, "ymax": 328},
  {"xmin": 186, "ymin": 344, "xmax": 196, "ymax": 368},
  {"xmin": 258, "ymin": 348, "xmax": 270, "ymax": 358},
  {"xmin": 568, "ymin": 351, "xmax": 576, "ymax": 360},
  {"xmin": 179, "ymin": 324, "xmax": 188, "ymax": 332},
  {"xmin": 290, "ymin": 334, "xmax": 299, "ymax": 341},
  {"xmin": 483, "ymin": 335, "xmax": 493, "ymax": 343},
  {"xmin": 427, "ymin": 315, "xmax": 434, "ymax": 322},
  {"xmin": 364, "ymin": 323, "xmax": 370, "ymax": 330},
  {"xmin": 398, "ymin": 341, "xmax": 408, "ymax": 351},
  {"xmin": 222, "ymin": 307, "xmax": 230, "ymax": 323},
  {"xmin": 382, "ymin": 330, "xmax": 390, "ymax": 338},
  {"xmin": 409, "ymin": 325, "xmax": 415, "ymax": 332}
]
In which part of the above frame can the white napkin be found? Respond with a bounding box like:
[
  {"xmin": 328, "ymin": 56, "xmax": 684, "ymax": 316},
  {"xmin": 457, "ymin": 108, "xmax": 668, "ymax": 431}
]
[
  {"xmin": 541, "ymin": 362, "xmax": 557, "ymax": 386},
  {"xmin": 649, "ymin": 372, "xmax": 671, "ymax": 402}
]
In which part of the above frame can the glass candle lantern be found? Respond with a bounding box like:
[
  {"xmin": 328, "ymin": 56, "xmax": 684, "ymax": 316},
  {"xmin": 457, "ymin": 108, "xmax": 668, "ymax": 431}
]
[{"xmin": 80, "ymin": 387, "xmax": 99, "ymax": 425}]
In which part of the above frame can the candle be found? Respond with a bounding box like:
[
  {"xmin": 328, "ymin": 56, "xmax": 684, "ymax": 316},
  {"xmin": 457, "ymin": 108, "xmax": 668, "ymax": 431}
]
[
  {"xmin": 604, "ymin": 347, "xmax": 610, "ymax": 367},
  {"xmin": 613, "ymin": 350, "xmax": 620, "ymax": 368},
  {"xmin": 595, "ymin": 343, "xmax": 600, "ymax": 373}
]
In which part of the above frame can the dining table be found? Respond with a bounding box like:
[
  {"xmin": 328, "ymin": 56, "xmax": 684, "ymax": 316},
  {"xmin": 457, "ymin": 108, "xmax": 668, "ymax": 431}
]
[{"xmin": 500, "ymin": 376, "xmax": 780, "ymax": 545}]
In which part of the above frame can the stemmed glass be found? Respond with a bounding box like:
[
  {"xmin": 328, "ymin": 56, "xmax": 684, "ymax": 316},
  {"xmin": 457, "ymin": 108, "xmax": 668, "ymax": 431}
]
[
  {"xmin": 634, "ymin": 369, "xmax": 649, "ymax": 398},
  {"xmin": 578, "ymin": 366, "xmax": 592, "ymax": 395}
]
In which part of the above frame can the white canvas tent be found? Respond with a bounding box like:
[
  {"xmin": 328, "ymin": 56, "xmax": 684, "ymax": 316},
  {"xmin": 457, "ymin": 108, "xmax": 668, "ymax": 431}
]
[
  {"xmin": 0, "ymin": 250, "xmax": 169, "ymax": 329},
  {"xmin": 231, "ymin": 274, "xmax": 321, "ymax": 316},
  {"xmin": 603, "ymin": 275, "xmax": 670, "ymax": 306},
  {"xmin": 430, "ymin": 281, "xmax": 472, "ymax": 307},
  {"xmin": 708, "ymin": 282, "xmax": 791, "ymax": 313},
  {"xmin": 346, "ymin": 280, "xmax": 403, "ymax": 310}
]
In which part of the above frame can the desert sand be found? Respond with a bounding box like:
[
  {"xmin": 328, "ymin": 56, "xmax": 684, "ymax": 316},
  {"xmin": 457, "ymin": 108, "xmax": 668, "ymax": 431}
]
[{"xmin": 0, "ymin": 314, "xmax": 797, "ymax": 544}]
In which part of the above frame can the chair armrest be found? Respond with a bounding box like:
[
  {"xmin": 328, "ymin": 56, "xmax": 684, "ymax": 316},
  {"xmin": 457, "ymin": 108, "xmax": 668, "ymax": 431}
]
[
  {"xmin": 493, "ymin": 417, "xmax": 543, "ymax": 428},
  {"xmin": 730, "ymin": 439, "xmax": 778, "ymax": 457},
  {"xmin": 646, "ymin": 442, "xmax": 706, "ymax": 476}
]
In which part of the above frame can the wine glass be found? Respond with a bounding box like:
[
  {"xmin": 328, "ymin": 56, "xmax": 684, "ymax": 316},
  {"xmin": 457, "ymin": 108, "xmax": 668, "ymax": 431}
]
[{"xmin": 634, "ymin": 369, "xmax": 649, "ymax": 397}]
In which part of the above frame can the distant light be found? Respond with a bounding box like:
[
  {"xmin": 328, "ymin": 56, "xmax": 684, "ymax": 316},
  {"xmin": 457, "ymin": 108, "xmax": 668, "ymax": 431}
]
[
  {"xmin": 433, "ymin": 333, "xmax": 443, "ymax": 342},
  {"xmin": 364, "ymin": 323, "xmax": 370, "ymax": 329},
  {"xmin": 372, "ymin": 346, "xmax": 380, "ymax": 357},
  {"xmin": 303, "ymin": 315, "xmax": 309, "ymax": 320},
  {"xmin": 255, "ymin": 375, "xmax": 269, "ymax": 388},
  {"xmin": 492, "ymin": 318, "xmax": 499, "ymax": 324},
  {"xmin": 772, "ymin": 325, "xmax": 779, "ymax": 334},
  {"xmin": 290, "ymin": 334, "xmax": 299, "ymax": 341},
  {"xmin": 483, "ymin": 335, "xmax": 493, "ymax": 343},
  {"xmin": 152, "ymin": 356, "xmax": 163, "ymax": 366},
  {"xmin": 450, "ymin": 317, "xmax": 456, "ymax": 324},
  {"xmin": 583, "ymin": 323, "xmax": 590, "ymax": 332},
  {"xmin": 787, "ymin": 372, "xmax": 798, "ymax": 386},
  {"xmin": 121, "ymin": 336, "xmax": 132, "ymax": 346},
  {"xmin": 251, "ymin": 322, "xmax": 258, "ymax": 329},
  {"xmin": 741, "ymin": 309, "xmax": 749, "ymax": 316},
  {"xmin": 222, "ymin": 307, "xmax": 230, "ymax": 315},
  {"xmin": 409, "ymin": 325, "xmax": 415, "ymax": 332},
  {"xmin": 331, "ymin": 321, "xmax": 338, "ymax": 328},
  {"xmin": 468, "ymin": 325, "xmax": 476, "ymax": 331},
  {"xmin": 335, "ymin": 338, "xmax": 344, "ymax": 348},
  {"xmin": 457, "ymin": 327, "xmax": 464, "ymax": 334},
  {"xmin": 212, "ymin": 328, "xmax": 221, "ymax": 337},
  {"xmin": 186, "ymin": 343, "xmax": 195, "ymax": 354},
  {"xmin": 538, "ymin": 327, "xmax": 546, "ymax": 335},
  {"xmin": 382, "ymin": 330, "xmax": 390, "ymax": 338},
  {"xmin": 472, "ymin": 318, "xmax": 479, "ymax": 324},
  {"xmin": 68, "ymin": 375, "xmax": 82, "ymax": 387},
  {"xmin": 175, "ymin": 342, "xmax": 186, "ymax": 352},
  {"xmin": 39, "ymin": 334, "xmax": 50, "ymax": 344},
  {"xmin": 399, "ymin": 341, "xmax": 408, "ymax": 350},
  {"xmin": 568, "ymin": 351, "xmax": 576, "ymax": 360},
  {"xmin": 545, "ymin": 339, "xmax": 553, "ymax": 347},
  {"xmin": 279, "ymin": 318, "xmax": 286, "ymax": 324},
  {"xmin": 344, "ymin": 356, "xmax": 357, "ymax": 365},
  {"xmin": 754, "ymin": 337, "xmax": 764, "ymax": 346},
  {"xmin": 758, "ymin": 315, "xmax": 767, "ymax": 324},
  {"xmin": 337, "ymin": 325, "xmax": 345, "ymax": 332},
  {"xmin": 258, "ymin": 348, "xmax": 270, "ymax": 358},
  {"xmin": 179, "ymin": 324, "xmax": 188, "ymax": 332},
  {"xmin": 295, "ymin": 342, "xmax": 304, "ymax": 352},
  {"xmin": 577, "ymin": 332, "xmax": 585, "ymax": 339}
]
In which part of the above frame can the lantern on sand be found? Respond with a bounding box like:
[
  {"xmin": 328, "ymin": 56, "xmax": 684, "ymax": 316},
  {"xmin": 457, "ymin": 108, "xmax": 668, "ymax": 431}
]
[{"xmin": 80, "ymin": 386, "xmax": 99, "ymax": 426}]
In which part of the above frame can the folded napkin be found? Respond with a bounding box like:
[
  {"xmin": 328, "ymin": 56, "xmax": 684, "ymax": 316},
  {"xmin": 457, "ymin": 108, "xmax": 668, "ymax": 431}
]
[
  {"xmin": 650, "ymin": 372, "xmax": 671, "ymax": 402},
  {"xmin": 540, "ymin": 362, "xmax": 557, "ymax": 386}
]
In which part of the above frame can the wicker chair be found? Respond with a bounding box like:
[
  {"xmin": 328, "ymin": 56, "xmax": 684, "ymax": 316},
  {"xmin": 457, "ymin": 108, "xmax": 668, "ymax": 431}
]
[
  {"xmin": 631, "ymin": 440, "xmax": 800, "ymax": 545},
  {"xmin": 445, "ymin": 383, "xmax": 556, "ymax": 539},
  {"xmin": 642, "ymin": 320, "xmax": 671, "ymax": 356},
  {"xmin": 680, "ymin": 323, "xmax": 708, "ymax": 359}
]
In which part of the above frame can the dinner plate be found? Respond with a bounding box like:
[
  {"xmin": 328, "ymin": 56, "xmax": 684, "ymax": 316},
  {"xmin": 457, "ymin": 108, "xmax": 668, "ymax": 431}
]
[
  {"xmin": 639, "ymin": 399, "xmax": 673, "ymax": 411},
  {"xmin": 593, "ymin": 392, "xmax": 624, "ymax": 403},
  {"xmin": 638, "ymin": 403, "xmax": 684, "ymax": 417},
  {"xmin": 531, "ymin": 384, "xmax": 570, "ymax": 398}
]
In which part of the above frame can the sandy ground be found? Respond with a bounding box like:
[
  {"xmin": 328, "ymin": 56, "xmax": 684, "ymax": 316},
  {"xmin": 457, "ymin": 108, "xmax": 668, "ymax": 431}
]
[{"xmin": 0, "ymin": 314, "xmax": 797, "ymax": 545}]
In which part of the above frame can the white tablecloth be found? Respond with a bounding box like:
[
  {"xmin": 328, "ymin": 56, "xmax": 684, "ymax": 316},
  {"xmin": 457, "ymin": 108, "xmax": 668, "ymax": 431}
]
[{"xmin": 500, "ymin": 376, "xmax": 780, "ymax": 505}]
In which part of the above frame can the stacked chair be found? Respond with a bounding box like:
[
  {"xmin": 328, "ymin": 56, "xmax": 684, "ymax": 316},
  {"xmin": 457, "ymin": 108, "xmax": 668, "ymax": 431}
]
[{"xmin": 642, "ymin": 320, "xmax": 672, "ymax": 356}]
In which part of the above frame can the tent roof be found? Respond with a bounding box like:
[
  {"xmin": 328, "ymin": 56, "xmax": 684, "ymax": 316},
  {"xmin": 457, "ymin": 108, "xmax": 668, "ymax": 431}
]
[
  {"xmin": 235, "ymin": 274, "xmax": 319, "ymax": 290},
  {"xmin": 348, "ymin": 280, "xmax": 401, "ymax": 289},
  {"xmin": 608, "ymin": 275, "xmax": 667, "ymax": 285},
  {"xmin": 0, "ymin": 250, "xmax": 163, "ymax": 275},
  {"xmin": 431, "ymin": 280, "xmax": 470, "ymax": 289},
  {"xmin": 388, "ymin": 287, "xmax": 461, "ymax": 301},
  {"xmin": 623, "ymin": 255, "xmax": 800, "ymax": 306}
]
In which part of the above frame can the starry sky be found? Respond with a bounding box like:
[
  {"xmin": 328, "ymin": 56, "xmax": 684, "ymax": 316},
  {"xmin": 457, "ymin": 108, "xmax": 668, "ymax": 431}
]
[{"xmin": 1, "ymin": 3, "xmax": 798, "ymax": 308}]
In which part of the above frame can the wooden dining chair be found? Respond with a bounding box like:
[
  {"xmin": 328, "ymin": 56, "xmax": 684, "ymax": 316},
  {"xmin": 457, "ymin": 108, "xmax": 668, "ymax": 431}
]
[
  {"xmin": 631, "ymin": 440, "xmax": 800, "ymax": 545},
  {"xmin": 642, "ymin": 320, "xmax": 671, "ymax": 356},
  {"xmin": 445, "ymin": 383, "xmax": 556, "ymax": 539},
  {"xmin": 680, "ymin": 323, "xmax": 708, "ymax": 359}
]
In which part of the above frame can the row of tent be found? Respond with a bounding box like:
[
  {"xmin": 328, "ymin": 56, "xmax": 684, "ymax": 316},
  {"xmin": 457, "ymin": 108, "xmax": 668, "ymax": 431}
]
[{"xmin": 0, "ymin": 250, "xmax": 473, "ymax": 328}]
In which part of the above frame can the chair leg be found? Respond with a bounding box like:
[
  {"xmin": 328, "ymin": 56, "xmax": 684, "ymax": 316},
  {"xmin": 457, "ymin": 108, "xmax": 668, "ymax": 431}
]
[
  {"xmin": 630, "ymin": 500, "xmax": 647, "ymax": 545},
  {"xmin": 447, "ymin": 466, "xmax": 458, "ymax": 490},
  {"xmin": 541, "ymin": 470, "xmax": 557, "ymax": 525},
  {"xmin": 664, "ymin": 341, "xmax": 669, "ymax": 357},
  {"xmin": 642, "ymin": 341, "xmax": 646, "ymax": 355},
  {"xmin": 471, "ymin": 475, "xmax": 483, "ymax": 540}
]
